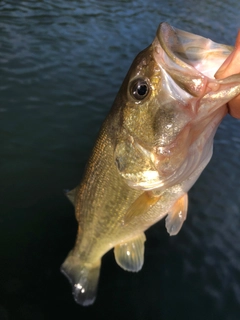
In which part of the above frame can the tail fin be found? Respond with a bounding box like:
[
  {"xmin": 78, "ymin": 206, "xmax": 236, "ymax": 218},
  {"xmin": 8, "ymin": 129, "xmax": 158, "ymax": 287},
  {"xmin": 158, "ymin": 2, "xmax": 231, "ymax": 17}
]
[{"xmin": 61, "ymin": 252, "xmax": 101, "ymax": 306}]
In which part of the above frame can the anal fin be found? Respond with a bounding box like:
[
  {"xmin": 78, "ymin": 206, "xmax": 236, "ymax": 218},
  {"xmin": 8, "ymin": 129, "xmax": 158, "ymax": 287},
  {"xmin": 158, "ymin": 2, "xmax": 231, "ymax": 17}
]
[
  {"xmin": 165, "ymin": 193, "xmax": 188, "ymax": 236},
  {"xmin": 114, "ymin": 233, "xmax": 146, "ymax": 272}
]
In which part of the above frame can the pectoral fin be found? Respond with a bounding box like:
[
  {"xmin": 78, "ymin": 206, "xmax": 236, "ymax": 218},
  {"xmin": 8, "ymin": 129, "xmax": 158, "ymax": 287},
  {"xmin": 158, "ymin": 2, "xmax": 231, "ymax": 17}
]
[
  {"xmin": 114, "ymin": 233, "xmax": 146, "ymax": 272},
  {"xmin": 124, "ymin": 191, "xmax": 161, "ymax": 224},
  {"xmin": 165, "ymin": 193, "xmax": 188, "ymax": 236}
]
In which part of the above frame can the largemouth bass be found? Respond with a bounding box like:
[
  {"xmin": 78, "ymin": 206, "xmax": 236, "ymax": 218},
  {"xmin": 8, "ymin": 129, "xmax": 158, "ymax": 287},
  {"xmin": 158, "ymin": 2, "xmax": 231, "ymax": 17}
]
[{"xmin": 61, "ymin": 22, "xmax": 240, "ymax": 306}]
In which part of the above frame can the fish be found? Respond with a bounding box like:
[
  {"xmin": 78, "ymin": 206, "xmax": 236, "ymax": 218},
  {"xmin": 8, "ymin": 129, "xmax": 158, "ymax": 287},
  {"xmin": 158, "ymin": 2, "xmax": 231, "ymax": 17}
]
[{"xmin": 61, "ymin": 22, "xmax": 240, "ymax": 306}]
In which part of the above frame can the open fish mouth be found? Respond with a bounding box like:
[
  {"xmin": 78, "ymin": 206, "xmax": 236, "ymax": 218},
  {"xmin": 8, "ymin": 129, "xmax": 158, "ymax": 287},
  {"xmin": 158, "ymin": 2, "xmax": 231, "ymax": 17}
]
[
  {"xmin": 153, "ymin": 22, "xmax": 232, "ymax": 96},
  {"xmin": 156, "ymin": 22, "xmax": 233, "ymax": 77}
]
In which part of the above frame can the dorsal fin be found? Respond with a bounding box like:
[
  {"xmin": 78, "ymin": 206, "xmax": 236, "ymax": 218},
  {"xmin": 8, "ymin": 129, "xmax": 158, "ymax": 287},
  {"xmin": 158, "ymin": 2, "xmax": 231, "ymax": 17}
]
[{"xmin": 65, "ymin": 188, "xmax": 77, "ymax": 206}]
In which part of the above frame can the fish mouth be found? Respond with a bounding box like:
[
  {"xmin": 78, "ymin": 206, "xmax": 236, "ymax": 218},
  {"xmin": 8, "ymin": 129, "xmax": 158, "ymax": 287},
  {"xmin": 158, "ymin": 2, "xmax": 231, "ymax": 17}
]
[{"xmin": 153, "ymin": 22, "xmax": 232, "ymax": 96}]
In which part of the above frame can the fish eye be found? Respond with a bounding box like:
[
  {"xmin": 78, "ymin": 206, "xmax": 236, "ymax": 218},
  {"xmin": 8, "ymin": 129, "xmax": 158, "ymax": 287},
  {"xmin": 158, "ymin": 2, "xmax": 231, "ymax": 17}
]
[{"xmin": 131, "ymin": 79, "xmax": 149, "ymax": 100}]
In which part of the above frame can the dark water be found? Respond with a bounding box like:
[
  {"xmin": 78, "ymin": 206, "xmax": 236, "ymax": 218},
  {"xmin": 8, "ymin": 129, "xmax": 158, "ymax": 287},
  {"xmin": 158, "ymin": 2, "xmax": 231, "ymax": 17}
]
[{"xmin": 1, "ymin": 0, "xmax": 240, "ymax": 319}]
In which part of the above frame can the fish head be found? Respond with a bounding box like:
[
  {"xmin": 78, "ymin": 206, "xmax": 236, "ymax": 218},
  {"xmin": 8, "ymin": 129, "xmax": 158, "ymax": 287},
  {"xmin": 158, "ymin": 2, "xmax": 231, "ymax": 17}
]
[{"xmin": 111, "ymin": 22, "xmax": 240, "ymax": 192}]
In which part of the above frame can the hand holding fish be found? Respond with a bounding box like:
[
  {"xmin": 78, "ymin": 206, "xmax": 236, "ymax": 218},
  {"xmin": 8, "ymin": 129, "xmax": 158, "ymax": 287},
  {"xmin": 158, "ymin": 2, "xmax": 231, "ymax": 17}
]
[{"xmin": 215, "ymin": 31, "xmax": 240, "ymax": 118}]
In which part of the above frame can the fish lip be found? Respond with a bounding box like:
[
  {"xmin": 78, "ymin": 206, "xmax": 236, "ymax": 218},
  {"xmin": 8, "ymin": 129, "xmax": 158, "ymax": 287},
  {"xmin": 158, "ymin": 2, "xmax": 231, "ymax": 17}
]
[
  {"xmin": 120, "ymin": 129, "xmax": 204, "ymax": 192},
  {"xmin": 115, "ymin": 129, "xmax": 162, "ymax": 190},
  {"xmin": 117, "ymin": 129, "xmax": 185, "ymax": 191},
  {"xmin": 155, "ymin": 22, "xmax": 194, "ymax": 71},
  {"xmin": 126, "ymin": 157, "xmax": 188, "ymax": 191},
  {"xmin": 119, "ymin": 171, "xmax": 165, "ymax": 192},
  {"xmin": 153, "ymin": 23, "xmax": 209, "ymax": 98},
  {"xmin": 119, "ymin": 123, "xmax": 214, "ymax": 193}
]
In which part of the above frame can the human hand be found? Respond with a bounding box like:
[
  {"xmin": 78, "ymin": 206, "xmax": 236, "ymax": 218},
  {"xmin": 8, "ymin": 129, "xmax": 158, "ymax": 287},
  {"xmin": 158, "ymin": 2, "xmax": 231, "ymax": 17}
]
[{"xmin": 215, "ymin": 31, "xmax": 240, "ymax": 119}]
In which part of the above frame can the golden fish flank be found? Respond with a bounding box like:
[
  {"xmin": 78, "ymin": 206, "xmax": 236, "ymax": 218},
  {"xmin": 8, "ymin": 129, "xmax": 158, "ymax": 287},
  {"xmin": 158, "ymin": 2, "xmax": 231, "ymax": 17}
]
[{"xmin": 61, "ymin": 22, "xmax": 240, "ymax": 306}]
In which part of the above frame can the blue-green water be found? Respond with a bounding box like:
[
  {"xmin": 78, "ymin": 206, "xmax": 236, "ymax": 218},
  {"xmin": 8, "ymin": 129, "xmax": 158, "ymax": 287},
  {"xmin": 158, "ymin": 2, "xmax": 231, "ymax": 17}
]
[{"xmin": 1, "ymin": 1, "xmax": 240, "ymax": 319}]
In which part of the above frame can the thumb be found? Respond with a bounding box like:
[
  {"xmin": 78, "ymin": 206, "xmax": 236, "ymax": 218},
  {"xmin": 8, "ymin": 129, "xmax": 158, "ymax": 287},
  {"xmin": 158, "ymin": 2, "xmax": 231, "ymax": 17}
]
[
  {"xmin": 215, "ymin": 31, "xmax": 240, "ymax": 118},
  {"xmin": 215, "ymin": 31, "xmax": 240, "ymax": 78}
]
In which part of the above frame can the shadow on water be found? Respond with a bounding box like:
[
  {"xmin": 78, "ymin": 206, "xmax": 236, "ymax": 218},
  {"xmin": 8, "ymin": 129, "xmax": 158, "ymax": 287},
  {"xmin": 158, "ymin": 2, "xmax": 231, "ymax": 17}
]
[{"xmin": 1, "ymin": 1, "xmax": 240, "ymax": 319}]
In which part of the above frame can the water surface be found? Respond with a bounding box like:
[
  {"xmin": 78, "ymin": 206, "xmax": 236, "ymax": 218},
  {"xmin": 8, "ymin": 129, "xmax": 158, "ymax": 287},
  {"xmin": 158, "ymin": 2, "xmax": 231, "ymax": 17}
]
[{"xmin": 1, "ymin": 1, "xmax": 240, "ymax": 319}]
